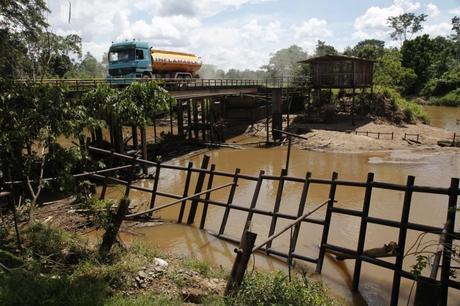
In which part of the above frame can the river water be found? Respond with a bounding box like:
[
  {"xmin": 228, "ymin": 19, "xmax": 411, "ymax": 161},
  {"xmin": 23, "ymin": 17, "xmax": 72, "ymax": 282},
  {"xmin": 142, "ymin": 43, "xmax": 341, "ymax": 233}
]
[{"xmin": 104, "ymin": 106, "xmax": 460, "ymax": 305}]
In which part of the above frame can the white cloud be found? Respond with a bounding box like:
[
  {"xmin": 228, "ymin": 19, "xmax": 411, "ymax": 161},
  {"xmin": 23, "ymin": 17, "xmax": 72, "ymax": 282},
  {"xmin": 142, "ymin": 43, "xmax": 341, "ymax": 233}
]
[
  {"xmin": 426, "ymin": 3, "xmax": 440, "ymax": 17},
  {"xmin": 449, "ymin": 7, "xmax": 460, "ymax": 15},
  {"xmin": 423, "ymin": 22, "xmax": 452, "ymax": 37},
  {"xmin": 291, "ymin": 18, "xmax": 332, "ymax": 52},
  {"xmin": 352, "ymin": 0, "xmax": 426, "ymax": 41},
  {"xmin": 116, "ymin": 16, "xmax": 201, "ymax": 47}
]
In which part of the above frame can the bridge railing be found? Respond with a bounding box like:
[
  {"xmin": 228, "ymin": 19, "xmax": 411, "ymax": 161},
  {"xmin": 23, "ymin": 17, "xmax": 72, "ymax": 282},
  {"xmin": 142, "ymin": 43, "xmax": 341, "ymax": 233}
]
[{"xmin": 14, "ymin": 76, "xmax": 311, "ymax": 91}]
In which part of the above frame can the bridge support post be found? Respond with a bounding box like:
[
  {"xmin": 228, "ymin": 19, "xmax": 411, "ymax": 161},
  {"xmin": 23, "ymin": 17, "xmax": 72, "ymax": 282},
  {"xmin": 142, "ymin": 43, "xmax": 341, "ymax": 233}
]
[{"xmin": 271, "ymin": 89, "xmax": 282, "ymax": 141}]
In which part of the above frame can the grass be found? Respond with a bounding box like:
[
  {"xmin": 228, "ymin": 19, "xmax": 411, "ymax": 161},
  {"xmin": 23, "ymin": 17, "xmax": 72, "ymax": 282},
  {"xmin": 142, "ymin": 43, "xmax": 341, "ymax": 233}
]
[
  {"xmin": 431, "ymin": 89, "xmax": 460, "ymax": 107},
  {"xmin": 227, "ymin": 271, "xmax": 337, "ymax": 306},
  {"xmin": 0, "ymin": 222, "xmax": 338, "ymax": 305}
]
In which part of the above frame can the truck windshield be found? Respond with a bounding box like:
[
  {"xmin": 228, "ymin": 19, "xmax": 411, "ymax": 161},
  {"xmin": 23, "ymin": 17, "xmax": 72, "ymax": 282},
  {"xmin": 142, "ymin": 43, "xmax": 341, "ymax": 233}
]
[{"xmin": 109, "ymin": 48, "xmax": 135, "ymax": 62}]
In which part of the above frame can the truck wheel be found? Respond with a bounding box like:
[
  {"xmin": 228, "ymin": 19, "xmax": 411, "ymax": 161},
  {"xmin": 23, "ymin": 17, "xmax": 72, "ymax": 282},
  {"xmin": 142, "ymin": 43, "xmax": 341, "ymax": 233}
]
[{"xmin": 142, "ymin": 73, "xmax": 152, "ymax": 80}]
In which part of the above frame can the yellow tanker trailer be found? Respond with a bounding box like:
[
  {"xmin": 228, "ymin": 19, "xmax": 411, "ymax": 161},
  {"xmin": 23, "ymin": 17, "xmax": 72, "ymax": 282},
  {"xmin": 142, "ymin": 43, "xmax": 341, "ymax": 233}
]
[{"xmin": 108, "ymin": 40, "xmax": 202, "ymax": 79}]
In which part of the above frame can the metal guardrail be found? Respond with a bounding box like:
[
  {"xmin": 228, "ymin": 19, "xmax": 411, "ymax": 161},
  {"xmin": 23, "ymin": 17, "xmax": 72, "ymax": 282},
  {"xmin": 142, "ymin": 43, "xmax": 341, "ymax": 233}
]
[{"xmin": 14, "ymin": 77, "xmax": 310, "ymax": 91}]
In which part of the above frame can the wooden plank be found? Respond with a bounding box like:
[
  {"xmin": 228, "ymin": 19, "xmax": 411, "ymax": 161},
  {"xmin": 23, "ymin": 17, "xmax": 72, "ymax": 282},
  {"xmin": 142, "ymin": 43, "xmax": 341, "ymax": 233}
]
[
  {"xmin": 316, "ymin": 172, "xmax": 338, "ymax": 273},
  {"xmin": 218, "ymin": 168, "xmax": 241, "ymax": 236},
  {"xmin": 352, "ymin": 172, "xmax": 374, "ymax": 291},
  {"xmin": 266, "ymin": 168, "xmax": 287, "ymax": 250},
  {"xmin": 390, "ymin": 175, "xmax": 415, "ymax": 306},
  {"xmin": 291, "ymin": 172, "xmax": 312, "ymax": 253},
  {"xmin": 242, "ymin": 170, "xmax": 266, "ymax": 236},
  {"xmin": 187, "ymin": 155, "xmax": 210, "ymax": 225},
  {"xmin": 440, "ymin": 178, "xmax": 459, "ymax": 306},
  {"xmin": 148, "ymin": 163, "xmax": 161, "ymax": 217},
  {"xmin": 178, "ymin": 162, "xmax": 193, "ymax": 223},
  {"xmin": 200, "ymin": 164, "xmax": 216, "ymax": 229}
]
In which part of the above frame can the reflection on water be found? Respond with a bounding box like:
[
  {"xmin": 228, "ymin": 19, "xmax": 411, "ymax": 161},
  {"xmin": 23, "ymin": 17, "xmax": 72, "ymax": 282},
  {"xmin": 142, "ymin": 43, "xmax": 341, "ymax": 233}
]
[
  {"xmin": 424, "ymin": 105, "xmax": 460, "ymax": 132},
  {"xmin": 101, "ymin": 106, "xmax": 460, "ymax": 305}
]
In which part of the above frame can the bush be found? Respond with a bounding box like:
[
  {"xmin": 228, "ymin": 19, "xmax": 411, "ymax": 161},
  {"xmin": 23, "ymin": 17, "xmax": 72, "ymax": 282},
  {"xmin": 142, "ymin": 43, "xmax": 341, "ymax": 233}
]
[
  {"xmin": 227, "ymin": 272, "xmax": 336, "ymax": 306},
  {"xmin": 431, "ymin": 89, "xmax": 460, "ymax": 106},
  {"xmin": 0, "ymin": 271, "xmax": 107, "ymax": 306}
]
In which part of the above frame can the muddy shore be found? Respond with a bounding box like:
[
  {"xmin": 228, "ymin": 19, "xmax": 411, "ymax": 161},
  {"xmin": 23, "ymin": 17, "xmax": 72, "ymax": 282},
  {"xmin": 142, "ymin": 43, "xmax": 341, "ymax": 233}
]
[{"xmin": 245, "ymin": 115, "xmax": 458, "ymax": 153}]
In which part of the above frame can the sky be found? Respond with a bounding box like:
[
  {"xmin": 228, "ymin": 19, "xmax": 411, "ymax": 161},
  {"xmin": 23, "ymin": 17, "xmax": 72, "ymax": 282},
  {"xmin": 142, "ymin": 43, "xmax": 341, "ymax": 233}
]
[{"xmin": 46, "ymin": 0, "xmax": 460, "ymax": 70}]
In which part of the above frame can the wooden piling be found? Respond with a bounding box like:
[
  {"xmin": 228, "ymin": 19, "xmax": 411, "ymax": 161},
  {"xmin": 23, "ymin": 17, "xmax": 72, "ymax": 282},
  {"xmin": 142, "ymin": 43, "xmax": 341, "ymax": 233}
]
[
  {"xmin": 225, "ymin": 231, "xmax": 257, "ymax": 295},
  {"xmin": 241, "ymin": 170, "xmax": 265, "ymax": 236},
  {"xmin": 178, "ymin": 162, "xmax": 193, "ymax": 223},
  {"xmin": 218, "ymin": 168, "xmax": 241, "ymax": 236},
  {"xmin": 291, "ymin": 172, "xmax": 312, "ymax": 252},
  {"xmin": 148, "ymin": 163, "xmax": 161, "ymax": 216},
  {"xmin": 187, "ymin": 155, "xmax": 210, "ymax": 225},
  {"xmin": 200, "ymin": 164, "xmax": 216, "ymax": 229},
  {"xmin": 440, "ymin": 177, "xmax": 459, "ymax": 306},
  {"xmin": 352, "ymin": 172, "xmax": 374, "ymax": 291},
  {"xmin": 390, "ymin": 175, "xmax": 415, "ymax": 306},
  {"xmin": 266, "ymin": 168, "xmax": 288, "ymax": 250},
  {"xmin": 316, "ymin": 172, "xmax": 338, "ymax": 273}
]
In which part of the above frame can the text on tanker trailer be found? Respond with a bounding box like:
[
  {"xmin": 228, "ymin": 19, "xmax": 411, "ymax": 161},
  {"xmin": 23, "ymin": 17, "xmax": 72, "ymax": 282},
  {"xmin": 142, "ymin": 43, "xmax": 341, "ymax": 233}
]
[{"xmin": 107, "ymin": 41, "xmax": 202, "ymax": 79}]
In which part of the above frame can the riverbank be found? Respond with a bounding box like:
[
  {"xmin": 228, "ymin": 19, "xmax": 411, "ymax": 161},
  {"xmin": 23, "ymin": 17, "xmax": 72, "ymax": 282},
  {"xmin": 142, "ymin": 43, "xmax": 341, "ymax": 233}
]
[
  {"xmin": 245, "ymin": 115, "xmax": 457, "ymax": 153},
  {"xmin": 0, "ymin": 218, "xmax": 338, "ymax": 305}
]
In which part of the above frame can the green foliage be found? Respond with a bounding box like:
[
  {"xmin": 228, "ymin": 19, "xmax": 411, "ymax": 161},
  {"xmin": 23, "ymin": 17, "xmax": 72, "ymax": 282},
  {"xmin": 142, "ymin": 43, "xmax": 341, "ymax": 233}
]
[
  {"xmin": 314, "ymin": 40, "xmax": 338, "ymax": 57},
  {"xmin": 261, "ymin": 45, "xmax": 308, "ymax": 78},
  {"xmin": 374, "ymin": 49, "xmax": 417, "ymax": 94},
  {"xmin": 0, "ymin": 271, "xmax": 108, "ymax": 306},
  {"xmin": 401, "ymin": 35, "xmax": 456, "ymax": 94},
  {"xmin": 227, "ymin": 271, "xmax": 336, "ymax": 306},
  {"xmin": 430, "ymin": 89, "xmax": 460, "ymax": 106},
  {"xmin": 343, "ymin": 39, "xmax": 385, "ymax": 60},
  {"xmin": 81, "ymin": 197, "xmax": 114, "ymax": 229},
  {"xmin": 387, "ymin": 13, "xmax": 427, "ymax": 43},
  {"xmin": 105, "ymin": 294, "xmax": 181, "ymax": 306},
  {"xmin": 422, "ymin": 64, "xmax": 460, "ymax": 97},
  {"xmin": 411, "ymin": 255, "xmax": 428, "ymax": 278},
  {"xmin": 22, "ymin": 222, "xmax": 86, "ymax": 261}
]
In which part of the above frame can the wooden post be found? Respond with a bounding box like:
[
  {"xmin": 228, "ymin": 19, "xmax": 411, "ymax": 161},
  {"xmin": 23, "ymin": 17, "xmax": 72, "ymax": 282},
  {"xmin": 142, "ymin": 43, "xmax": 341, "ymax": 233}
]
[
  {"xmin": 285, "ymin": 136, "xmax": 292, "ymax": 173},
  {"xmin": 390, "ymin": 175, "xmax": 415, "ymax": 306},
  {"xmin": 153, "ymin": 115, "xmax": 157, "ymax": 143},
  {"xmin": 187, "ymin": 155, "xmax": 210, "ymax": 225},
  {"xmin": 265, "ymin": 98, "xmax": 270, "ymax": 144},
  {"xmin": 316, "ymin": 172, "xmax": 338, "ymax": 273},
  {"xmin": 178, "ymin": 101, "xmax": 184, "ymax": 137},
  {"xmin": 148, "ymin": 163, "xmax": 161, "ymax": 217},
  {"xmin": 440, "ymin": 177, "xmax": 459, "ymax": 306},
  {"xmin": 178, "ymin": 162, "xmax": 193, "ymax": 223},
  {"xmin": 352, "ymin": 172, "xmax": 374, "ymax": 291},
  {"xmin": 169, "ymin": 99, "xmax": 173, "ymax": 135},
  {"xmin": 201, "ymin": 99, "xmax": 206, "ymax": 141},
  {"xmin": 131, "ymin": 126, "xmax": 138, "ymax": 149},
  {"xmin": 241, "ymin": 170, "xmax": 265, "ymax": 236},
  {"xmin": 100, "ymin": 151, "xmax": 114, "ymax": 200},
  {"xmin": 218, "ymin": 168, "xmax": 241, "ymax": 236},
  {"xmin": 140, "ymin": 127, "xmax": 148, "ymax": 175},
  {"xmin": 225, "ymin": 231, "xmax": 257, "ymax": 295},
  {"xmin": 200, "ymin": 164, "xmax": 216, "ymax": 229},
  {"xmin": 266, "ymin": 168, "xmax": 287, "ymax": 250},
  {"xmin": 291, "ymin": 172, "xmax": 312, "ymax": 252},
  {"xmin": 192, "ymin": 100, "xmax": 199, "ymax": 139},
  {"xmin": 187, "ymin": 100, "xmax": 192, "ymax": 140},
  {"xmin": 271, "ymin": 89, "xmax": 282, "ymax": 141},
  {"xmin": 99, "ymin": 197, "xmax": 130, "ymax": 257}
]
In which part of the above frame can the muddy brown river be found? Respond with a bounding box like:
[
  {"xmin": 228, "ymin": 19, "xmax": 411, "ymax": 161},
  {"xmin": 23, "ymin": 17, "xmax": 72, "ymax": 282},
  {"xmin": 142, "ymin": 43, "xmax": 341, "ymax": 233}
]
[{"xmin": 103, "ymin": 106, "xmax": 460, "ymax": 305}]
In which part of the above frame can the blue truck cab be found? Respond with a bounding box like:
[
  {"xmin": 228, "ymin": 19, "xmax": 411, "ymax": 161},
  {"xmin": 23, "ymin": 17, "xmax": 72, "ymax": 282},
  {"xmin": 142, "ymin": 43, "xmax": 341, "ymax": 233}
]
[{"xmin": 107, "ymin": 41, "xmax": 152, "ymax": 80}]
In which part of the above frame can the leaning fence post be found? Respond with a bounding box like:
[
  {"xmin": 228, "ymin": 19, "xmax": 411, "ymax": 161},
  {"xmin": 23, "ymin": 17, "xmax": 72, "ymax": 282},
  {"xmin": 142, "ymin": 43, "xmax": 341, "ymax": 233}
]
[
  {"xmin": 100, "ymin": 150, "xmax": 114, "ymax": 200},
  {"xmin": 148, "ymin": 162, "xmax": 161, "ymax": 217},
  {"xmin": 352, "ymin": 172, "xmax": 374, "ymax": 291},
  {"xmin": 225, "ymin": 231, "xmax": 257, "ymax": 295},
  {"xmin": 187, "ymin": 155, "xmax": 210, "ymax": 225},
  {"xmin": 200, "ymin": 164, "xmax": 216, "ymax": 229},
  {"xmin": 316, "ymin": 172, "xmax": 338, "ymax": 273},
  {"xmin": 440, "ymin": 177, "xmax": 459, "ymax": 306},
  {"xmin": 178, "ymin": 162, "xmax": 193, "ymax": 223},
  {"xmin": 390, "ymin": 175, "xmax": 415, "ymax": 306}
]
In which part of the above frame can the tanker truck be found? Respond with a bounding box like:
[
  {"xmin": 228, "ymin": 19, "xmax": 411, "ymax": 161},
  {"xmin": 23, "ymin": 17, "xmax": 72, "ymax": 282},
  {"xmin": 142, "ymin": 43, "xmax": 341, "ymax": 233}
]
[{"xmin": 107, "ymin": 40, "xmax": 202, "ymax": 80}]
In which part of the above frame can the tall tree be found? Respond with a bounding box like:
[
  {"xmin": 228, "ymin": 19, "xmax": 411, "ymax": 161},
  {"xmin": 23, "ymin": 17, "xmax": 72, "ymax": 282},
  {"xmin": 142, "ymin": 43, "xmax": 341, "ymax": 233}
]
[
  {"xmin": 344, "ymin": 39, "xmax": 385, "ymax": 60},
  {"xmin": 387, "ymin": 13, "xmax": 427, "ymax": 43},
  {"xmin": 261, "ymin": 45, "xmax": 308, "ymax": 78},
  {"xmin": 452, "ymin": 16, "xmax": 460, "ymax": 61},
  {"xmin": 314, "ymin": 40, "xmax": 337, "ymax": 57}
]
